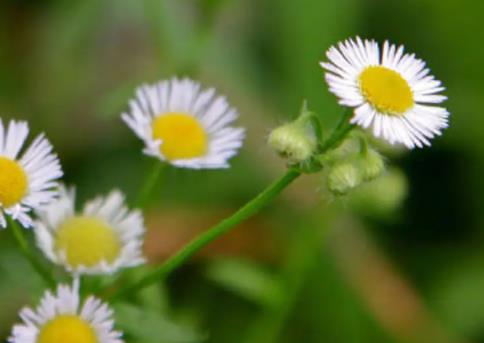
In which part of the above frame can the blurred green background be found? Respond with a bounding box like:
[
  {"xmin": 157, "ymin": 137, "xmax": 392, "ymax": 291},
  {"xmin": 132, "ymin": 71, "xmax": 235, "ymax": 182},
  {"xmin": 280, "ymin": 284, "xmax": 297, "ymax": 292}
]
[{"xmin": 1, "ymin": 0, "xmax": 484, "ymax": 342}]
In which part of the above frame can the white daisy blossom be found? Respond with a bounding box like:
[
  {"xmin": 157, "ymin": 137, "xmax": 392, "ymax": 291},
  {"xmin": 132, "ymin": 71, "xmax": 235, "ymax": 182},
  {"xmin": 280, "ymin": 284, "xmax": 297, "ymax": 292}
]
[
  {"xmin": 9, "ymin": 280, "xmax": 124, "ymax": 343},
  {"xmin": 321, "ymin": 37, "xmax": 449, "ymax": 149},
  {"xmin": 0, "ymin": 119, "xmax": 63, "ymax": 228},
  {"xmin": 122, "ymin": 77, "xmax": 245, "ymax": 169},
  {"xmin": 34, "ymin": 186, "xmax": 145, "ymax": 275}
]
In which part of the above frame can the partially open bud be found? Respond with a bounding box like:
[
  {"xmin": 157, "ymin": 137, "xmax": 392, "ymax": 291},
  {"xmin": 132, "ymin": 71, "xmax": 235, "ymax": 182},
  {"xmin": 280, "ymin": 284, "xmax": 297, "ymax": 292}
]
[
  {"xmin": 358, "ymin": 149, "xmax": 385, "ymax": 181},
  {"xmin": 327, "ymin": 162, "xmax": 362, "ymax": 196},
  {"xmin": 268, "ymin": 114, "xmax": 318, "ymax": 163}
]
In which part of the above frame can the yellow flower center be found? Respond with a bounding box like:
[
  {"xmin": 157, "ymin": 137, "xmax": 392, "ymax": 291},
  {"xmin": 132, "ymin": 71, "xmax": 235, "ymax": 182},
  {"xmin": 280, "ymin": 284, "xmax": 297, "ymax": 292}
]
[
  {"xmin": 37, "ymin": 315, "xmax": 97, "ymax": 343},
  {"xmin": 359, "ymin": 66, "xmax": 414, "ymax": 115},
  {"xmin": 152, "ymin": 113, "xmax": 208, "ymax": 160},
  {"xmin": 55, "ymin": 216, "xmax": 121, "ymax": 268},
  {"xmin": 0, "ymin": 157, "xmax": 28, "ymax": 208}
]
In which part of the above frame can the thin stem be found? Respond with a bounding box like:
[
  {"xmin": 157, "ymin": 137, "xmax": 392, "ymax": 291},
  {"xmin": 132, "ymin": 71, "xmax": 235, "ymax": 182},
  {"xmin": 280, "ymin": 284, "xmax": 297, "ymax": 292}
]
[
  {"xmin": 318, "ymin": 109, "xmax": 355, "ymax": 154},
  {"xmin": 9, "ymin": 217, "xmax": 56, "ymax": 288},
  {"xmin": 135, "ymin": 162, "xmax": 165, "ymax": 208},
  {"xmin": 109, "ymin": 168, "xmax": 301, "ymax": 301},
  {"xmin": 107, "ymin": 110, "xmax": 356, "ymax": 301}
]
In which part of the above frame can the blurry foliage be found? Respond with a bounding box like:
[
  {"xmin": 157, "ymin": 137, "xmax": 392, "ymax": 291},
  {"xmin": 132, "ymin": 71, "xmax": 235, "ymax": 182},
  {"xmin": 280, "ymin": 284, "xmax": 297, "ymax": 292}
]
[
  {"xmin": 432, "ymin": 254, "xmax": 484, "ymax": 338},
  {"xmin": 205, "ymin": 258, "xmax": 285, "ymax": 308},
  {"xmin": 1, "ymin": 0, "xmax": 484, "ymax": 342},
  {"xmin": 114, "ymin": 303, "xmax": 204, "ymax": 343}
]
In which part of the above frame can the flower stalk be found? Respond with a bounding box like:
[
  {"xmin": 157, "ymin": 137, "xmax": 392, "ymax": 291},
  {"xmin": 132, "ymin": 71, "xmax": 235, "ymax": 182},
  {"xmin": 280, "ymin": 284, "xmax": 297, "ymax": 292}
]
[
  {"xmin": 317, "ymin": 109, "xmax": 355, "ymax": 154},
  {"xmin": 109, "ymin": 168, "xmax": 301, "ymax": 301},
  {"xmin": 107, "ymin": 110, "xmax": 356, "ymax": 301}
]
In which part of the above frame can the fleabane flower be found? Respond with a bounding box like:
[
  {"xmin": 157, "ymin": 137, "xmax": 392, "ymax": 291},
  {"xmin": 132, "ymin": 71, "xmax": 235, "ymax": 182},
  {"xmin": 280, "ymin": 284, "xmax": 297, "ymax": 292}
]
[
  {"xmin": 121, "ymin": 77, "xmax": 245, "ymax": 169},
  {"xmin": 321, "ymin": 37, "xmax": 449, "ymax": 149},
  {"xmin": 0, "ymin": 119, "xmax": 62, "ymax": 228},
  {"xmin": 9, "ymin": 280, "xmax": 123, "ymax": 343},
  {"xmin": 34, "ymin": 186, "xmax": 145, "ymax": 275}
]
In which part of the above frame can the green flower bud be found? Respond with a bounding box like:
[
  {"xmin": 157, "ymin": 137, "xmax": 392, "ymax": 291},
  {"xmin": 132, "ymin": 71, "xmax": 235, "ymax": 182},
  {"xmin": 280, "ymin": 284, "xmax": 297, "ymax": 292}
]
[
  {"xmin": 327, "ymin": 162, "xmax": 363, "ymax": 196},
  {"xmin": 358, "ymin": 149, "xmax": 385, "ymax": 181},
  {"xmin": 268, "ymin": 116, "xmax": 318, "ymax": 163}
]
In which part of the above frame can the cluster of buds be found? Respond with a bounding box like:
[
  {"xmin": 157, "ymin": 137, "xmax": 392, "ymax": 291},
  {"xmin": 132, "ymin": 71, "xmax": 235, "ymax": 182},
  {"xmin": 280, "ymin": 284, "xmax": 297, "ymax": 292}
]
[
  {"xmin": 268, "ymin": 105, "xmax": 387, "ymax": 196},
  {"xmin": 327, "ymin": 147, "xmax": 385, "ymax": 195}
]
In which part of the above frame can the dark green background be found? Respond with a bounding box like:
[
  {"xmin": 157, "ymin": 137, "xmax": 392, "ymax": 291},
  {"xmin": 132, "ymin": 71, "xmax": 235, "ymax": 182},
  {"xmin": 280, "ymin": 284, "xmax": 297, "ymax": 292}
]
[{"xmin": 0, "ymin": 0, "xmax": 483, "ymax": 342}]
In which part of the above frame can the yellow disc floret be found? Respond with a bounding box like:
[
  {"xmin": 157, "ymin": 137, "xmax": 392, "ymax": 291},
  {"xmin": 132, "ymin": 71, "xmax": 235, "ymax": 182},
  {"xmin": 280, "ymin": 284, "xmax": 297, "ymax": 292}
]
[
  {"xmin": 152, "ymin": 112, "xmax": 208, "ymax": 160},
  {"xmin": 55, "ymin": 216, "xmax": 121, "ymax": 268},
  {"xmin": 0, "ymin": 157, "xmax": 28, "ymax": 208},
  {"xmin": 359, "ymin": 66, "xmax": 414, "ymax": 115},
  {"xmin": 38, "ymin": 315, "xmax": 97, "ymax": 343}
]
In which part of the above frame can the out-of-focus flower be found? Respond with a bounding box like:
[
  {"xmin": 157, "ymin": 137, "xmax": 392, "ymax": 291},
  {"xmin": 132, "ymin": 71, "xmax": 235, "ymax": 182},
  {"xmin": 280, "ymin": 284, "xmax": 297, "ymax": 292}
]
[
  {"xmin": 0, "ymin": 119, "xmax": 62, "ymax": 228},
  {"xmin": 9, "ymin": 280, "xmax": 123, "ymax": 343},
  {"xmin": 122, "ymin": 77, "xmax": 245, "ymax": 169},
  {"xmin": 321, "ymin": 37, "xmax": 449, "ymax": 149},
  {"xmin": 34, "ymin": 186, "xmax": 145, "ymax": 275}
]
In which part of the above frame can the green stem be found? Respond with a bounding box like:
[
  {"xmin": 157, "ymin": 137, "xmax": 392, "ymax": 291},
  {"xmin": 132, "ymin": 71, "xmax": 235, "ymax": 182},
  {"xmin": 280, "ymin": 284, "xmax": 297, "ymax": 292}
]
[
  {"xmin": 9, "ymin": 217, "xmax": 56, "ymax": 288},
  {"xmin": 318, "ymin": 109, "xmax": 355, "ymax": 154},
  {"xmin": 109, "ymin": 168, "xmax": 301, "ymax": 301},
  {"xmin": 107, "ymin": 110, "xmax": 355, "ymax": 301},
  {"xmin": 135, "ymin": 162, "xmax": 165, "ymax": 208}
]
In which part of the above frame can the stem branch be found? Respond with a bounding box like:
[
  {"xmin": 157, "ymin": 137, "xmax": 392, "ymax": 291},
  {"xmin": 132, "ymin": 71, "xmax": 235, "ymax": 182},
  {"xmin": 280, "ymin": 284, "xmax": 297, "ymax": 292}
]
[
  {"xmin": 110, "ymin": 168, "xmax": 301, "ymax": 301},
  {"xmin": 318, "ymin": 109, "xmax": 355, "ymax": 154},
  {"xmin": 107, "ymin": 109, "xmax": 355, "ymax": 301}
]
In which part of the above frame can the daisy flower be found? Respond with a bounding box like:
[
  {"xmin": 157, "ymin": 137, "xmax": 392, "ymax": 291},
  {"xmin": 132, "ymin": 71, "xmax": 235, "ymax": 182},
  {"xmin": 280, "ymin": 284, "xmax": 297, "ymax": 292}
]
[
  {"xmin": 321, "ymin": 37, "xmax": 449, "ymax": 148},
  {"xmin": 9, "ymin": 280, "xmax": 123, "ymax": 343},
  {"xmin": 121, "ymin": 77, "xmax": 245, "ymax": 169},
  {"xmin": 0, "ymin": 119, "xmax": 62, "ymax": 228},
  {"xmin": 34, "ymin": 186, "xmax": 145, "ymax": 275}
]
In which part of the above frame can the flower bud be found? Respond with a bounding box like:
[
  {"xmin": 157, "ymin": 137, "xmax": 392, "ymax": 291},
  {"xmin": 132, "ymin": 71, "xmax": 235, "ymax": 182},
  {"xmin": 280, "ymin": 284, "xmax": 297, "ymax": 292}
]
[
  {"xmin": 268, "ymin": 116, "xmax": 318, "ymax": 163},
  {"xmin": 358, "ymin": 149, "xmax": 385, "ymax": 181},
  {"xmin": 327, "ymin": 162, "xmax": 362, "ymax": 196}
]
